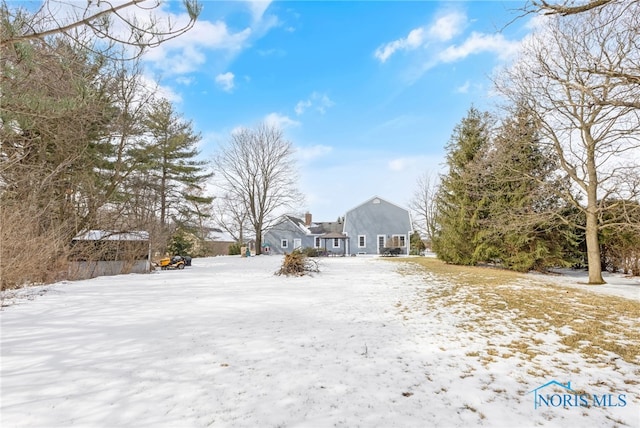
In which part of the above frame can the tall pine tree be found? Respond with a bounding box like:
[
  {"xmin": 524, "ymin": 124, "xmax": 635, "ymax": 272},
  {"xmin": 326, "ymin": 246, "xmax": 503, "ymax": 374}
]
[
  {"xmin": 432, "ymin": 107, "xmax": 492, "ymax": 265},
  {"xmin": 141, "ymin": 98, "xmax": 212, "ymax": 229},
  {"xmin": 472, "ymin": 106, "xmax": 571, "ymax": 271}
]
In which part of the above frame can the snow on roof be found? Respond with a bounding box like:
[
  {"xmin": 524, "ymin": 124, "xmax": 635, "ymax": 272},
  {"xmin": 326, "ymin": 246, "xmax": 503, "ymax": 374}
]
[{"xmin": 73, "ymin": 230, "xmax": 149, "ymax": 241}]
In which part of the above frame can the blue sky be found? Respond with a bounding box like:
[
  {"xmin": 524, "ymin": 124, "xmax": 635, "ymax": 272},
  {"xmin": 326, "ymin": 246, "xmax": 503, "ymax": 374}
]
[{"xmin": 45, "ymin": 0, "xmax": 536, "ymax": 221}]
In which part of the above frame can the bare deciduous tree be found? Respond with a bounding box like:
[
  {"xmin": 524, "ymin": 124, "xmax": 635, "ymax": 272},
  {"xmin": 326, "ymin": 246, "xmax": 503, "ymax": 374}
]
[
  {"xmin": 213, "ymin": 124, "xmax": 304, "ymax": 255},
  {"xmin": 212, "ymin": 194, "xmax": 251, "ymax": 244},
  {"xmin": 496, "ymin": 4, "xmax": 640, "ymax": 283},
  {"xmin": 409, "ymin": 172, "xmax": 439, "ymax": 245}
]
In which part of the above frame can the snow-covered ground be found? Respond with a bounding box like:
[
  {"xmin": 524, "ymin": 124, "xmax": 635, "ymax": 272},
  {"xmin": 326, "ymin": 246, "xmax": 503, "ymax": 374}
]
[
  {"xmin": 1, "ymin": 256, "xmax": 638, "ymax": 428},
  {"xmin": 528, "ymin": 267, "xmax": 640, "ymax": 301}
]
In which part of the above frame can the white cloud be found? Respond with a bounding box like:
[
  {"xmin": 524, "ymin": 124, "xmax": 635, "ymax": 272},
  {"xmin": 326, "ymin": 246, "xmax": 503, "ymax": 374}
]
[
  {"xmin": 439, "ymin": 32, "xmax": 520, "ymax": 63},
  {"xmin": 295, "ymin": 100, "xmax": 312, "ymax": 115},
  {"xmin": 138, "ymin": 74, "xmax": 182, "ymax": 104},
  {"xmin": 175, "ymin": 76, "xmax": 195, "ymax": 86},
  {"xmin": 375, "ymin": 28, "xmax": 425, "ymax": 63},
  {"xmin": 157, "ymin": 83, "xmax": 183, "ymax": 104},
  {"xmin": 388, "ymin": 157, "xmax": 422, "ymax": 172},
  {"xmin": 246, "ymin": 0, "xmax": 273, "ymax": 22},
  {"xmin": 296, "ymin": 144, "xmax": 333, "ymax": 162},
  {"xmin": 244, "ymin": 0, "xmax": 280, "ymax": 42},
  {"xmin": 215, "ymin": 72, "xmax": 235, "ymax": 92},
  {"xmin": 455, "ymin": 80, "xmax": 471, "ymax": 93},
  {"xmin": 139, "ymin": 0, "xmax": 276, "ymax": 76},
  {"xmin": 374, "ymin": 10, "xmax": 467, "ymax": 63},
  {"xmin": 295, "ymin": 92, "xmax": 335, "ymax": 115},
  {"xmin": 264, "ymin": 113, "xmax": 301, "ymax": 130},
  {"xmin": 143, "ymin": 19, "xmax": 252, "ymax": 75},
  {"xmin": 428, "ymin": 11, "xmax": 466, "ymax": 41}
]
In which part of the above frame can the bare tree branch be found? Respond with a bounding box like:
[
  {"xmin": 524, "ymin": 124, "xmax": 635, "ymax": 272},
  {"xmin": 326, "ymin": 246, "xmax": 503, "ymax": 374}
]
[
  {"xmin": 1, "ymin": 0, "xmax": 201, "ymax": 58},
  {"xmin": 531, "ymin": 0, "xmax": 616, "ymax": 16}
]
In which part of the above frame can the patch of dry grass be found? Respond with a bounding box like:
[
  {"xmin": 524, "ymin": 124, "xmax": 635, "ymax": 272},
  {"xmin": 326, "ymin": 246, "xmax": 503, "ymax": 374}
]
[{"xmin": 390, "ymin": 257, "xmax": 640, "ymax": 366}]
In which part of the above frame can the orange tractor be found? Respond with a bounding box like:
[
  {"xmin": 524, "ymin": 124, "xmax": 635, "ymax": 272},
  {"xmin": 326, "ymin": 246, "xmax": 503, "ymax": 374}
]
[{"xmin": 157, "ymin": 255, "xmax": 186, "ymax": 270}]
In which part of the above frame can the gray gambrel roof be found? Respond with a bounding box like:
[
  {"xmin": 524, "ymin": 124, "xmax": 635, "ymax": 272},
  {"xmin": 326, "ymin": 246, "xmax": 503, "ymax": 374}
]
[{"xmin": 344, "ymin": 195, "xmax": 410, "ymax": 215}]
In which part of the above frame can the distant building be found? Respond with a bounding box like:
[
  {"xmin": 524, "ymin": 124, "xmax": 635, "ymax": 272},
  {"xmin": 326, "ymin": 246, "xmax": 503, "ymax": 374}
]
[
  {"xmin": 263, "ymin": 213, "xmax": 343, "ymax": 255},
  {"xmin": 68, "ymin": 230, "xmax": 150, "ymax": 280},
  {"xmin": 263, "ymin": 196, "xmax": 413, "ymax": 256},
  {"xmin": 343, "ymin": 196, "xmax": 413, "ymax": 256},
  {"xmin": 178, "ymin": 228, "xmax": 237, "ymax": 257}
]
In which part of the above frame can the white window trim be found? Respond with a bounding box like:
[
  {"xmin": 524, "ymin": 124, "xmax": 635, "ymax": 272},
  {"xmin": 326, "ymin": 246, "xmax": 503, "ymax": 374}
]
[
  {"xmin": 333, "ymin": 238, "xmax": 340, "ymax": 248},
  {"xmin": 391, "ymin": 234, "xmax": 407, "ymax": 247},
  {"xmin": 358, "ymin": 235, "xmax": 366, "ymax": 248},
  {"xmin": 281, "ymin": 239, "xmax": 288, "ymax": 249},
  {"xmin": 314, "ymin": 236, "xmax": 321, "ymax": 248}
]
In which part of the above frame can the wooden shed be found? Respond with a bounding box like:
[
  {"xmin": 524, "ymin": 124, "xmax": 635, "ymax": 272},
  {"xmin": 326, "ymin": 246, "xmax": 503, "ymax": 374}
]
[{"xmin": 68, "ymin": 230, "xmax": 150, "ymax": 280}]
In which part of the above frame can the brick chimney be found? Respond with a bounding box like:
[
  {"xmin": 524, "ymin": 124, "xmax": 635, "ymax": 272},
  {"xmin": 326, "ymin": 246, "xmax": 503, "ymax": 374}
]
[{"xmin": 304, "ymin": 212, "xmax": 312, "ymax": 226}]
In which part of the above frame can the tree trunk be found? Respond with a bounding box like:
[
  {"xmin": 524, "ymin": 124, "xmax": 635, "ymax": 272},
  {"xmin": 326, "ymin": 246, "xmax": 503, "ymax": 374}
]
[
  {"xmin": 585, "ymin": 132, "xmax": 605, "ymax": 284},
  {"xmin": 585, "ymin": 208, "xmax": 604, "ymax": 284},
  {"xmin": 255, "ymin": 233, "xmax": 262, "ymax": 255}
]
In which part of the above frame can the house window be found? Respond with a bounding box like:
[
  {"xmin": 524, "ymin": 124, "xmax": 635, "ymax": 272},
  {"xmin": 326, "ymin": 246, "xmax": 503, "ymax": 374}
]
[
  {"xmin": 314, "ymin": 236, "xmax": 321, "ymax": 248},
  {"xmin": 281, "ymin": 239, "xmax": 288, "ymax": 249},
  {"xmin": 333, "ymin": 238, "xmax": 340, "ymax": 248},
  {"xmin": 358, "ymin": 235, "xmax": 366, "ymax": 248},
  {"xmin": 391, "ymin": 235, "xmax": 406, "ymax": 247}
]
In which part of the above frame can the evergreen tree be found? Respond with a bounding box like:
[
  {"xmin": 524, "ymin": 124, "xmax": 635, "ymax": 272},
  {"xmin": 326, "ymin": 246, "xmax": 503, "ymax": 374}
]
[
  {"xmin": 472, "ymin": 106, "xmax": 571, "ymax": 271},
  {"xmin": 167, "ymin": 229, "xmax": 194, "ymax": 256},
  {"xmin": 432, "ymin": 107, "xmax": 492, "ymax": 265},
  {"xmin": 410, "ymin": 231, "xmax": 426, "ymax": 255},
  {"xmin": 141, "ymin": 98, "xmax": 213, "ymax": 229},
  {"xmin": 0, "ymin": 34, "xmax": 116, "ymax": 287},
  {"xmin": 599, "ymin": 199, "xmax": 640, "ymax": 275}
]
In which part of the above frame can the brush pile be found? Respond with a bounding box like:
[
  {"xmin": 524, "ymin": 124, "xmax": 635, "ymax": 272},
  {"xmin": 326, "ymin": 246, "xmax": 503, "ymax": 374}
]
[{"xmin": 275, "ymin": 250, "xmax": 320, "ymax": 276}]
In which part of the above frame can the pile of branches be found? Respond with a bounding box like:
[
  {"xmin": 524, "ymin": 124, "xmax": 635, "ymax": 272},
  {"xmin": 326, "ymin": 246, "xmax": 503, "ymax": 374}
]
[{"xmin": 275, "ymin": 250, "xmax": 320, "ymax": 276}]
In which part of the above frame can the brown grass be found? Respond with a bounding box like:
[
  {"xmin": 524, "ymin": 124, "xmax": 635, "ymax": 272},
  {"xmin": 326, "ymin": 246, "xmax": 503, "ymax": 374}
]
[{"xmin": 390, "ymin": 257, "xmax": 640, "ymax": 366}]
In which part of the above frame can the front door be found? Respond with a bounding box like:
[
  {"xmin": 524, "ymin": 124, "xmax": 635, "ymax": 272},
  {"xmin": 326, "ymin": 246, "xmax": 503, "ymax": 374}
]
[
  {"xmin": 377, "ymin": 235, "xmax": 386, "ymax": 254},
  {"xmin": 293, "ymin": 239, "xmax": 302, "ymax": 250}
]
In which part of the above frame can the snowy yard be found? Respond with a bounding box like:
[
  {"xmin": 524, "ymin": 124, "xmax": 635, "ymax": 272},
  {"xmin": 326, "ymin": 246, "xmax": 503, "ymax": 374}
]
[{"xmin": 1, "ymin": 255, "xmax": 639, "ymax": 428}]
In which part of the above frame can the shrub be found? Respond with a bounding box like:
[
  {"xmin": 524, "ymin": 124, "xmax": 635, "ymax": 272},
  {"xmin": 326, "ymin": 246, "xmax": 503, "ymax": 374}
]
[
  {"xmin": 167, "ymin": 229, "xmax": 192, "ymax": 256},
  {"xmin": 300, "ymin": 247, "xmax": 319, "ymax": 257},
  {"xmin": 228, "ymin": 243, "xmax": 241, "ymax": 256}
]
